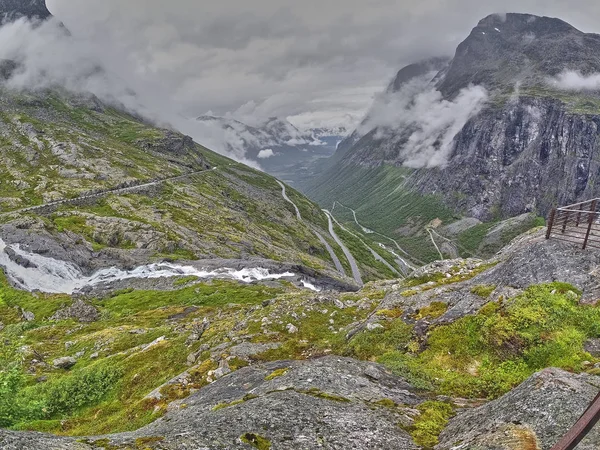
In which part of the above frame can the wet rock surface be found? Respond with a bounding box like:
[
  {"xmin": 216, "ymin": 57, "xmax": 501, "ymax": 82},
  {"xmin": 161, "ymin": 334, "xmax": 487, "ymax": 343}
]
[
  {"xmin": 0, "ymin": 222, "xmax": 357, "ymax": 294},
  {"xmin": 383, "ymin": 230, "xmax": 600, "ymax": 331},
  {"xmin": 0, "ymin": 356, "xmax": 421, "ymax": 449},
  {"xmin": 436, "ymin": 368, "xmax": 600, "ymax": 450}
]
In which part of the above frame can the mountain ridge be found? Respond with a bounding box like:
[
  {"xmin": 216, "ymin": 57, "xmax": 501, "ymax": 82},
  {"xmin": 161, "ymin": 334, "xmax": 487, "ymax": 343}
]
[{"xmin": 306, "ymin": 12, "xmax": 600, "ymax": 263}]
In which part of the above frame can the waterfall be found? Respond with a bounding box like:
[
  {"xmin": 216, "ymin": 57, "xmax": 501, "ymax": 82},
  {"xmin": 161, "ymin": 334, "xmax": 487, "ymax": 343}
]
[{"xmin": 0, "ymin": 238, "xmax": 297, "ymax": 294}]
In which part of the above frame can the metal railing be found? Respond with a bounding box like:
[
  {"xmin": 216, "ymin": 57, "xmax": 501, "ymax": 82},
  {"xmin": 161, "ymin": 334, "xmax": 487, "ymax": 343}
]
[
  {"xmin": 546, "ymin": 198, "xmax": 600, "ymax": 448},
  {"xmin": 551, "ymin": 392, "xmax": 600, "ymax": 450},
  {"xmin": 546, "ymin": 199, "xmax": 600, "ymax": 249}
]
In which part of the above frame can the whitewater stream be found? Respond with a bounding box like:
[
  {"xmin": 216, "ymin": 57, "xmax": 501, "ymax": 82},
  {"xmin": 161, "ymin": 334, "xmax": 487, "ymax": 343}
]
[{"xmin": 0, "ymin": 238, "xmax": 309, "ymax": 294}]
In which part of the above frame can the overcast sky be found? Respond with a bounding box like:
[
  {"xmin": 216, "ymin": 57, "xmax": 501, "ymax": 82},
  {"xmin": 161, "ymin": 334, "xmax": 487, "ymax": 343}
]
[{"xmin": 44, "ymin": 0, "xmax": 600, "ymax": 131}]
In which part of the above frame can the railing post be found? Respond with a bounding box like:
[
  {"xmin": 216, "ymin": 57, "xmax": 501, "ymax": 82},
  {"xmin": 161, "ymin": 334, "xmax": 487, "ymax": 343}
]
[
  {"xmin": 582, "ymin": 200, "xmax": 597, "ymax": 250},
  {"xmin": 550, "ymin": 391, "xmax": 600, "ymax": 450},
  {"xmin": 562, "ymin": 209, "xmax": 571, "ymax": 233},
  {"xmin": 546, "ymin": 208, "xmax": 556, "ymax": 240}
]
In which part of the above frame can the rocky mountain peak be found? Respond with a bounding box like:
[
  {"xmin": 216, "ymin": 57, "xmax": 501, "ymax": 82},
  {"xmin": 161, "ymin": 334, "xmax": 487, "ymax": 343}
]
[
  {"xmin": 476, "ymin": 13, "xmax": 576, "ymax": 35},
  {"xmin": 437, "ymin": 12, "xmax": 600, "ymax": 97},
  {"xmin": 0, "ymin": 0, "xmax": 52, "ymax": 22},
  {"xmin": 387, "ymin": 56, "xmax": 449, "ymax": 93}
]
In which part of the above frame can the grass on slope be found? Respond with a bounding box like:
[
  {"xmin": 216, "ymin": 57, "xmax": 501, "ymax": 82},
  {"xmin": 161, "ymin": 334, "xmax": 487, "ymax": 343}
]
[
  {"xmin": 0, "ymin": 274, "xmax": 282, "ymax": 434},
  {"xmin": 3, "ymin": 254, "xmax": 600, "ymax": 447},
  {"xmin": 306, "ymin": 163, "xmax": 457, "ymax": 263}
]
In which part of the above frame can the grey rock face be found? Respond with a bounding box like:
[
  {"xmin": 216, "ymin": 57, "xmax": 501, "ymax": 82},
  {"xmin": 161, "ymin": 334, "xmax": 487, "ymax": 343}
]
[
  {"xmin": 137, "ymin": 131, "xmax": 210, "ymax": 169},
  {"xmin": 436, "ymin": 368, "xmax": 600, "ymax": 450},
  {"xmin": 0, "ymin": 356, "xmax": 420, "ymax": 449},
  {"xmin": 584, "ymin": 338, "xmax": 600, "ymax": 357},
  {"xmin": 321, "ymin": 13, "xmax": 600, "ymax": 221},
  {"xmin": 5, "ymin": 246, "xmax": 37, "ymax": 268},
  {"xmin": 437, "ymin": 13, "xmax": 600, "ymax": 96},
  {"xmin": 382, "ymin": 230, "xmax": 600, "ymax": 331},
  {"xmin": 52, "ymin": 357, "xmax": 77, "ymax": 370},
  {"xmin": 0, "ymin": 0, "xmax": 52, "ymax": 21},
  {"xmin": 415, "ymin": 96, "xmax": 600, "ymax": 219},
  {"xmin": 50, "ymin": 300, "xmax": 100, "ymax": 323},
  {"xmin": 21, "ymin": 309, "xmax": 35, "ymax": 321},
  {"xmin": 476, "ymin": 230, "xmax": 600, "ymax": 302},
  {"xmin": 227, "ymin": 341, "xmax": 282, "ymax": 359},
  {"xmin": 0, "ymin": 431, "xmax": 90, "ymax": 450}
]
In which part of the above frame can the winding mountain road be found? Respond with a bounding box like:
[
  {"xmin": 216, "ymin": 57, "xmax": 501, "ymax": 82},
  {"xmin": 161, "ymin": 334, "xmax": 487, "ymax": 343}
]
[
  {"xmin": 427, "ymin": 228, "xmax": 445, "ymax": 260},
  {"xmin": 0, "ymin": 167, "xmax": 218, "ymax": 218},
  {"xmin": 312, "ymin": 230, "xmax": 346, "ymax": 276},
  {"xmin": 324, "ymin": 209, "xmax": 363, "ymax": 286},
  {"xmin": 276, "ymin": 180, "xmax": 302, "ymax": 220},
  {"xmin": 276, "ymin": 180, "xmax": 346, "ymax": 277},
  {"xmin": 326, "ymin": 209, "xmax": 401, "ymax": 277},
  {"xmin": 332, "ymin": 201, "xmax": 419, "ymax": 272}
]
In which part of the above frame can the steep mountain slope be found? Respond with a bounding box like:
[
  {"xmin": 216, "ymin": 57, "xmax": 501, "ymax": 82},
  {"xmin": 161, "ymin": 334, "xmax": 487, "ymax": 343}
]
[
  {"xmin": 5, "ymin": 4, "xmax": 600, "ymax": 449},
  {"xmin": 4, "ymin": 228, "xmax": 600, "ymax": 448},
  {"xmin": 307, "ymin": 13, "xmax": 600, "ymax": 262},
  {"xmin": 0, "ymin": 87, "xmax": 407, "ymax": 289}
]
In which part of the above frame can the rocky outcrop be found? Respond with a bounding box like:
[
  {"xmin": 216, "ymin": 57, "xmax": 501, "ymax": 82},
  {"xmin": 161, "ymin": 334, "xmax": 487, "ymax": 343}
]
[
  {"xmin": 381, "ymin": 229, "xmax": 600, "ymax": 331},
  {"xmin": 50, "ymin": 300, "xmax": 100, "ymax": 323},
  {"xmin": 0, "ymin": 0, "xmax": 52, "ymax": 22},
  {"xmin": 312, "ymin": 13, "xmax": 600, "ymax": 221},
  {"xmin": 437, "ymin": 13, "xmax": 600, "ymax": 97},
  {"xmin": 136, "ymin": 131, "xmax": 210, "ymax": 169},
  {"xmin": 0, "ymin": 356, "xmax": 421, "ymax": 449},
  {"xmin": 52, "ymin": 357, "xmax": 77, "ymax": 370},
  {"xmin": 436, "ymin": 368, "xmax": 600, "ymax": 449},
  {"xmin": 415, "ymin": 95, "xmax": 600, "ymax": 219}
]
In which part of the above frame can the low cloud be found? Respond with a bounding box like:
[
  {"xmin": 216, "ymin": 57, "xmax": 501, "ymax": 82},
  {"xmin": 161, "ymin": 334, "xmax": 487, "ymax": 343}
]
[
  {"xmin": 257, "ymin": 149, "xmax": 275, "ymax": 158},
  {"xmin": 360, "ymin": 74, "xmax": 488, "ymax": 168},
  {"xmin": 0, "ymin": 16, "xmax": 265, "ymax": 167},
  {"xmin": 547, "ymin": 70, "xmax": 600, "ymax": 91}
]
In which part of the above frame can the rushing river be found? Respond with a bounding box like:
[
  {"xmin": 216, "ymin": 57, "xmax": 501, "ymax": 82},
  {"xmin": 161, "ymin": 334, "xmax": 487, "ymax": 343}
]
[{"xmin": 0, "ymin": 238, "xmax": 307, "ymax": 294}]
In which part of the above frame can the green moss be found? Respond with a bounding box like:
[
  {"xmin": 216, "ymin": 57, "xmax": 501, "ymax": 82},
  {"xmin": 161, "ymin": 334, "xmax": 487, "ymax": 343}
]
[
  {"xmin": 0, "ymin": 273, "xmax": 69, "ymax": 325},
  {"xmin": 240, "ymin": 433, "xmax": 271, "ymax": 450},
  {"xmin": 212, "ymin": 394, "xmax": 258, "ymax": 411},
  {"xmin": 78, "ymin": 439, "xmax": 118, "ymax": 450},
  {"xmin": 405, "ymin": 263, "xmax": 497, "ymax": 292},
  {"xmin": 380, "ymin": 282, "xmax": 600, "ymax": 399},
  {"xmin": 404, "ymin": 273, "xmax": 447, "ymax": 288},
  {"xmin": 348, "ymin": 320, "xmax": 413, "ymax": 360},
  {"xmin": 416, "ymin": 302, "xmax": 448, "ymax": 320},
  {"xmin": 228, "ymin": 357, "xmax": 250, "ymax": 371},
  {"xmin": 373, "ymin": 398, "xmax": 397, "ymax": 408},
  {"xmin": 100, "ymin": 281, "xmax": 281, "ymax": 317},
  {"xmin": 265, "ymin": 368, "xmax": 289, "ymax": 381},
  {"xmin": 53, "ymin": 216, "xmax": 93, "ymax": 235},
  {"xmin": 407, "ymin": 401, "xmax": 455, "ymax": 449},
  {"xmin": 471, "ymin": 285, "xmax": 497, "ymax": 298},
  {"xmin": 301, "ymin": 388, "xmax": 351, "ymax": 403},
  {"xmin": 401, "ymin": 289, "xmax": 419, "ymax": 297},
  {"xmin": 134, "ymin": 437, "xmax": 165, "ymax": 448},
  {"xmin": 376, "ymin": 309, "xmax": 404, "ymax": 319},
  {"xmin": 173, "ymin": 276, "xmax": 200, "ymax": 287}
]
